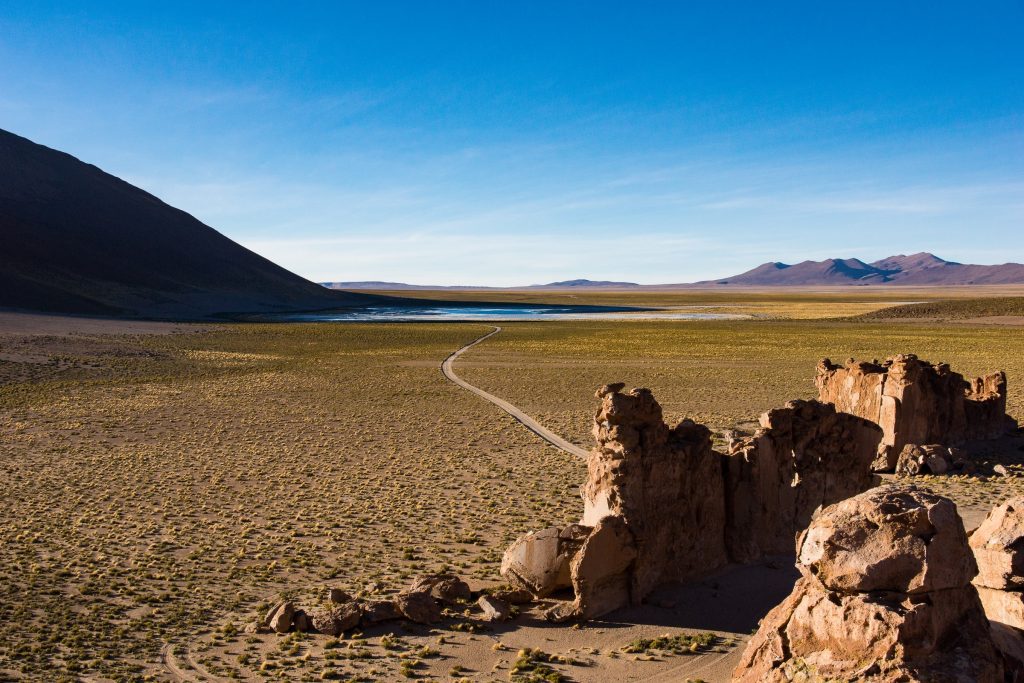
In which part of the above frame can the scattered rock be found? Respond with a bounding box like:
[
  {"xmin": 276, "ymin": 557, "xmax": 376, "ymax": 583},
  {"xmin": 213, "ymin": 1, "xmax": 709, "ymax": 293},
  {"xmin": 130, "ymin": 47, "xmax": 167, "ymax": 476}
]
[
  {"xmin": 477, "ymin": 594, "xmax": 511, "ymax": 622},
  {"xmin": 926, "ymin": 450, "xmax": 949, "ymax": 474},
  {"xmin": 996, "ymin": 464, "xmax": 1012, "ymax": 477},
  {"xmin": 733, "ymin": 484, "xmax": 1004, "ymax": 682},
  {"xmin": 816, "ymin": 355, "xmax": 1013, "ymax": 471},
  {"xmin": 395, "ymin": 590, "xmax": 441, "ymax": 624},
  {"xmin": 261, "ymin": 601, "xmax": 283, "ymax": 629}
]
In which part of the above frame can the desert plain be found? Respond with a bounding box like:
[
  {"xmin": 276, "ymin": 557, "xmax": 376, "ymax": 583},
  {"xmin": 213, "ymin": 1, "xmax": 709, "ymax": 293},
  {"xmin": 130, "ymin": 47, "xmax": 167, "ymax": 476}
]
[{"xmin": 3, "ymin": 288, "xmax": 1024, "ymax": 682}]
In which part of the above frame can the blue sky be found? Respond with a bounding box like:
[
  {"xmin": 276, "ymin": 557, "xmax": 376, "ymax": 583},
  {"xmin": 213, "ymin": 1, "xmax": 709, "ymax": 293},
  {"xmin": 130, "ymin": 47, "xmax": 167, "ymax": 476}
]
[{"xmin": 2, "ymin": 2, "xmax": 1022, "ymax": 285}]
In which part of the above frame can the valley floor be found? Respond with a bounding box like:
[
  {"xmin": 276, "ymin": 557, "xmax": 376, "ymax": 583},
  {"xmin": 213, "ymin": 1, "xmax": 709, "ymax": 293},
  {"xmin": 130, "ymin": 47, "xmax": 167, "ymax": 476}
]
[{"xmin": 1, "ymin": 298, "xmax": 1023, "ymax": 681}]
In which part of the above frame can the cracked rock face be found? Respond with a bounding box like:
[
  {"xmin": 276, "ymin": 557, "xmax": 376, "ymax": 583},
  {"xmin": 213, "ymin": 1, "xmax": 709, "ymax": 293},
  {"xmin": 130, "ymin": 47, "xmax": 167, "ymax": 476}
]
[
  {"xmin": 723, "ymin": 400, "xmax": 882, "ymax": 563},
  {"xmin": 733, "ymin": 485, "xmax": 1003, "ymax": 682},
  {"xmin": 816, "ymin": 355, "xmax": 1013, "ymax": 471}
]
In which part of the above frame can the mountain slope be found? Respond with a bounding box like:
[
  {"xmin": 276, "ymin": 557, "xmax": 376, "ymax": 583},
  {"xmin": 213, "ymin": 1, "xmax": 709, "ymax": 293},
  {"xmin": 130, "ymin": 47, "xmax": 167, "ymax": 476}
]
[
  {"xmin": 321, "ymin": 278, "xmax": 641, "ymax": 290},
  {"xmin": 702, "ymin": 253, "xmax": 1024, "ymax": 286},
  {"xmin": 0, "ymin": 128, "xmax": 377, "ymax": 319}
]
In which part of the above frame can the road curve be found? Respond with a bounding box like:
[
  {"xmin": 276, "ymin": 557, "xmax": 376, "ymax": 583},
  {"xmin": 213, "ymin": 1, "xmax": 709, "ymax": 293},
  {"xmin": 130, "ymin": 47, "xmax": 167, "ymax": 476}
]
[{"xmin": 441, "ymin": 326, "xmax": 590, "ymax": 460}]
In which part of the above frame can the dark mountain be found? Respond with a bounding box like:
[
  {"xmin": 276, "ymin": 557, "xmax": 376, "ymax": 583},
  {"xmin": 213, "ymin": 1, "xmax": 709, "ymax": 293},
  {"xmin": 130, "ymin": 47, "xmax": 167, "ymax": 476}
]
[
  {"xmin": 701, "ymin": 253, "xmax": 1024, "ymax": 286},
  {"xmin": 0, "ymin": 128, "xmax": 380, "ymax": 319}
]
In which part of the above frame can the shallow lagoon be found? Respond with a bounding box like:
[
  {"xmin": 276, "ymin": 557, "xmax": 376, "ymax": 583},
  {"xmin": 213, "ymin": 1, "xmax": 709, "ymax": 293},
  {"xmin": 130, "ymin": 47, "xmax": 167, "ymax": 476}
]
[{"xmin": 282, "ymin": 305, "xmax": 746, "ymax": 322}]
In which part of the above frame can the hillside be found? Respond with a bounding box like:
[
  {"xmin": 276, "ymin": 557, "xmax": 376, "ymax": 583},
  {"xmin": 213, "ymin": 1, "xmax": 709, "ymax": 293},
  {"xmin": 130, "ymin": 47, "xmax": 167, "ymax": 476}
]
[
  {"xmin": 0, "ymin": 128, "xmax": 379, "ymax": 319},
  {"xmin": 702, "ymin": 252, "xmax": 1024, "ymax": 287},
  {"xmin": 322, "ymin": 278, "xmax": 641, "ymax": 291}
]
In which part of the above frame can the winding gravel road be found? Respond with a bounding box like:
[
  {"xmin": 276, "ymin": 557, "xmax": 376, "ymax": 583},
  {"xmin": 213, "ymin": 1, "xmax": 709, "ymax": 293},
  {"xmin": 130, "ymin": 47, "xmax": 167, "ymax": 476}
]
[{"xmin": 441, "ymin": 326, "xmax": 590, "ymax": 460}]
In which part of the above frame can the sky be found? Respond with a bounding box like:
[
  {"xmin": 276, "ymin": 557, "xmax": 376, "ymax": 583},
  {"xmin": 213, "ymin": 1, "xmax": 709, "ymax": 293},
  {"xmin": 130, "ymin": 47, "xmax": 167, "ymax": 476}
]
[{"xmin": 2, "ymin": 2, "xmax": 1023, "ymax": 285}]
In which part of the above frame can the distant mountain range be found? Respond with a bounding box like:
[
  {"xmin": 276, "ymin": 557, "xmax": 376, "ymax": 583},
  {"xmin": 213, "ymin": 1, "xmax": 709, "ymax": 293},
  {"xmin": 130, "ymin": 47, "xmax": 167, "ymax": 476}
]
[
  {"xmin": 0, "ymin": 128, "xmax": 382, "ymax": 319},
  {"xmin": 325, "ymin": 253, "xmax": 1024, "ymax": 290},
  {"xmin": 699, "ymin": 253, "xmax": 1024, "ymax": 286}
]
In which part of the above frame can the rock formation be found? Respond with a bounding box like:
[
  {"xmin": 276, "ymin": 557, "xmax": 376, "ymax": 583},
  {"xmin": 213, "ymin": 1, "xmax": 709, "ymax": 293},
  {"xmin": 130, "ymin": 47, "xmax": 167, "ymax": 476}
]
[
  {"xmin": 502, "ymin": 386, "xmax": 882, "ymax": 621},
  {"xmin": 734, "ymin": 485, "xmax": 1004, "ymax": 682},
  {"xmin": 816, "ymin": 354, "xmax": 1012, "ymax": 471},
  {"xmin": 723, "ymin": 399, "xmax": 882, "ymax": 562},
  {"xmin": 583, "ymin": 385, "xmax": 729, "ymax": 597}
]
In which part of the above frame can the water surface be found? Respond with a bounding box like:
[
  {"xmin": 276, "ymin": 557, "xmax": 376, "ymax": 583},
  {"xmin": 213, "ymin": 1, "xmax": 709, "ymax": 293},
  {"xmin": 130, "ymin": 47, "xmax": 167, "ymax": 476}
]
[{"xmin": 282, "ymin": 305, "xmax": 746, "ymax": 322}]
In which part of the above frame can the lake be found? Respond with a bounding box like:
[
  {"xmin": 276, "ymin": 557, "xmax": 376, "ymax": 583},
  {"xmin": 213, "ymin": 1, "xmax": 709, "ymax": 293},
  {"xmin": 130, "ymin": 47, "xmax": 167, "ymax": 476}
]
[{"xmin": 279, "ymin": 305, "xmax": 747, "ymax": 322}]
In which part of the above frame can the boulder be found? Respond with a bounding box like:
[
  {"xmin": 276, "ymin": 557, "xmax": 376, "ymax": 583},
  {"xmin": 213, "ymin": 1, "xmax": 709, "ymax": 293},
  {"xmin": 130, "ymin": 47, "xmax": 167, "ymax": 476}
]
[
  {"xmin": 292, "ymin": 610, "xmax": 313, "ymax": 633},
  {"xmin": 500, "ymin": 525, "xmax": 587, "ymax": 597},
  {"xmin": 406, "ymin": 573, "xmax": 471, "ymax": 604},
  {"xmin": 733, "ymin": 485, "xmax": 1003, "ymax": 682},
  {"xmin": 360, "ymin": 598, "xmax": 401, "ymax": 624},
  {"xmin": 797, "ymin": 485, "xmax": 976, "ymax": 594},
  {"xmin": 309, "ymin": 600, "xmax": 361, "ymax": 636},
  {"xmin": 267, "ymin": 601, "xmax": 295, "ymax": 634},
  {"xmin": 977, "ymin": 586, "xmax": 1024, "ymax": 631},
  {"xmin": 326, "ymin": 587, "xmax": 352, "ymax": 604},
  {"xmin": 970, "ymin": 497, "xmax": 1024, "ymax": 591},
  {"xmin": 546, "ymin": 515, "xmax": 637, "ymax": 622},
  {"xmin": 395, "ymin": 590, "xmax": 441, "ymax": 624},
  {"xmin": 477, "ymin": 595, "xmax": 511, "ymax": 622}
]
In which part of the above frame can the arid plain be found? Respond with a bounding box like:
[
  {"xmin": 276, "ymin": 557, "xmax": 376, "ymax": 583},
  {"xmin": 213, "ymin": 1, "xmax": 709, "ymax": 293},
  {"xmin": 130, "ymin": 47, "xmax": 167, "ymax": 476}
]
[{"xmin": 3, "ymin": 288, "xmax": 1024, "ymax": 682}]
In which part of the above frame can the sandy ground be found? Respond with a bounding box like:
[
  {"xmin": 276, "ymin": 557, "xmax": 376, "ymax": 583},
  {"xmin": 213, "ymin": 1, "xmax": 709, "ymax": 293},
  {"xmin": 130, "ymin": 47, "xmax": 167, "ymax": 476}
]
[{"xmin": 171, "ymin": 560, "xmax": 800, "ymax": 682}]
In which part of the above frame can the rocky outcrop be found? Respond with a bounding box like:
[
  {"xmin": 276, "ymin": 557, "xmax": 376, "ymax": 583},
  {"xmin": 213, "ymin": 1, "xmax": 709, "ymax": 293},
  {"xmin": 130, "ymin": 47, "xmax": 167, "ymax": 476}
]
[
  {"xmin": 734, "ymin": 485, "xmax": 1004, "ymax": 682},
  {"xmin": 502, "ymin": 385, "xmax": 882, "ymax": 621},
  {"xmin": 816, "ymin": 355, "xmax": 1013, "ymax": 471},
  {"xmin": 723, "ymin": 400, "xmax": 881, "ymax": 562},
  {"xmin": 583, "ymin": 385, "xmax": 728, "ymax": 597}
]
